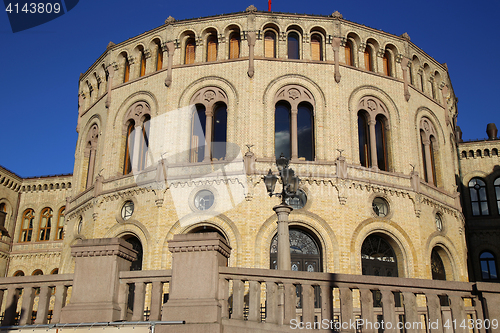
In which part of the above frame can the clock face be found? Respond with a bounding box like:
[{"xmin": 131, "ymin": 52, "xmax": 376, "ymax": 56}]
[
  {"xmin": 372, "ymin": 197, "xmax": 389, "ymax": 217},
  {"xmin": 435, "ymin": 214, "xmax": 443, "ymax": 231},
  {"xmin": 121, "ymin": 201, "xmax": 134, "ymax": 220}
]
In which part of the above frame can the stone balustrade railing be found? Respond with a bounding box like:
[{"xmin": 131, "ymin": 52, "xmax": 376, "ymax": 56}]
[{"xmin": 0, "ymin": 273, "xmax": 73, "ymax": 326}]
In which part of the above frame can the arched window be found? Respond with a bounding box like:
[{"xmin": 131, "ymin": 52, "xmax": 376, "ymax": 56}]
[
  {"xmin": 155, "ymin": 40, "xmax": 163, "ymax": 70},
  {"xmin": 375, "ymin": 115, "xmax": 388, "ymax": 171},
  {"xmin": 123, "ymin": 102, "xmax": 151, "ymax": 174},
  {"xmin": 480, "ymin": 252, "xmax": 498, "ymax": 281},
  {"xmin": 383, "ymin": 50, "xmax": 392, "ymax": 76},
  {"xmin": 345, "ymin": 40, "xmax": 353, "ymax": 66},
  {"xmin": 469, "ymin": 178, "xmax": 489, "ymax": 216},
  {"xmin": 123, "ymin": 235, "xmax": 143, "ymax": 271},
  {"xmin": 38, "ymin": 208, "xmax": 52, "ymax": 241},
  {"xmin": 207, "ymin": 35, "xmax": 217, "ymax": 62},
  {"xmin": 358, "ymin": 112, "xmax": 370, "ymax": 168},
  {"xmin": 274, "ymin": 85, "xmax": 315, "ymax": 161},
  {"xmin": 364, "ymin": 47, "xmax": 373, "ymax": 71},
  {"xmin": 229, "ymin": 32, "xmax": 240, "ymax": 59},
  {"xmin": 311, "ymin": 34, "xmax": 322, "ymax": 61},
  {"xmin": 13, "ymin": 270, "xmax": 24, "ymax": 276},
  {"xmin": 85, "ymin": 124, "xmax": 99, "ymax": 189},
  {"xmin": 361, "ymin": 234, "xmax": 398, "ymax": 277},
  {"xmin": 264, "ymin": 31, "xmax": 276, "ymax": 58},
  {"xmin": 123, "ymin": 57, "xmax": 130, "ymax": 83},
  {"xmin": 185, "ymin": 37, "xmax": 196, "ymax": 64},
  {"xmin": 287, "ymin": 32, "xmax": 299, "ymax": 59},
  {"xmin": 495, "ymin": 178, "xmax": 500, "ymax": 213},
  {"xmin": 56, "ymin": 207, "xmax": 65, "ymax": 240},
  {"xmin": 19, "ymin": 209, "xmax": 34, "ymax": 242},
  {"xmin": 420, "ymin": 118, "xmax": 438, "ymax": 185},
  {"xmin": 190, "ymin": 88, "xmax": 228, "ymax": 162},
  {"xmin": 32, "ymin": 269, "xmax": 43, "ymax": 276},
  {"xmin": 297, "ymin": 103, "xmax": 314, "ymax": 161},
  {"xmin": 212, "ymin": 104, "xmax": 227, "ymax": 160},
  {"xmin": 139, "ymin": 49, "xmax": 146, "ymax": 77},
  {"xmin": 275, "ymin": 103, "xmax": 291, "ymax": 160},
  {"xmin": 270, "ymin": 228, "xmax": 322, "ymax": 272},
  {"xmin": 431, "ymin": 248, "xmax": 446, "ymax": 280}
]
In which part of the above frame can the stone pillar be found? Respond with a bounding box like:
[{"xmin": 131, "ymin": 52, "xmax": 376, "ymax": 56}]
[
  {"xmin": 247, "ymin": 32, "xmax": 256, "ymax": 78},
  {"xmin": 274, "ymin": 204, "xmax": 292, "ymax": 270},
  {"xmin": 332, "ymin": 37, "xmax": 341, "ymax": 83},
  {"xmin": 160, "ymin": 233, "xmax": 231, "ymax": 333},
  {"xmin": 422, "ymin": 139, "xmax": 433, "ymax": 183},
  {"xmin": 368, "ymin": 119, "xmax": 378, "ymax": 169},
  {"xmin": 59, "ymin": 238, "xmax": 137, "ymax": 323},
  {"xmin": 475, "ymin": 282, "xmax": 500, "ymax": 333},
  {"xmin": 164, "ymin": 42, "xmax": 175, "ymax": 87},
  {"xmin": 204, "ymin": 110, "xmax": 213, "ymax": 161},
  {"xmin": 290, "ymin": 108, "xmax": 298, "ymax": 161}
]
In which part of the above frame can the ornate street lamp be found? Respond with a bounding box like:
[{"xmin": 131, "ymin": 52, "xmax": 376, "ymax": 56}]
[{"xmin": 263, "ymin": 153, "xmax": 300, "ymax": 270}]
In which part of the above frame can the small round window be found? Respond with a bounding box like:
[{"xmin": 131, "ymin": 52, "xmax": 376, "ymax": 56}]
[
  {"xmin": 372, "ymin": 197, "xmax": 389, "ymax": 217},
  {"xmin": 121, "ymin": 201, "xmax": 134, "ymax": 220},
  {"xmin": 285, "ymin": 189, "xmax": 307, "ymax": 210},
  {"xmin": 435, "ymin": 214, "xmax": 443, "ymax": 231},
  {"xmin": 194, "ymin": 190, "xmax": 214, "ymax": 211}
]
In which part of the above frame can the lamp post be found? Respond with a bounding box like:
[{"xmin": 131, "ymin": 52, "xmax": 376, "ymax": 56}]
[{"xmin": 263, "ymin": 153, "xmax": 300, "ymax": 270}]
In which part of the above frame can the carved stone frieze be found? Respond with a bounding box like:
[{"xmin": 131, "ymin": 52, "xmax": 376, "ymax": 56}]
[{"xmin": 164, "ymin": 16, "xmax": 175, "ymax": 25}]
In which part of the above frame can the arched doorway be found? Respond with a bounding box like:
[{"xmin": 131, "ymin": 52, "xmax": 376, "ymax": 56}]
[
  {"xmin": 122, "ymin": 235, "xmax": 143, "ymax": 271},
  {"xmin": 270, "ymin": 228, "xmax": 322, "ymax": 272},
  {"xmin": 431, "ymin": 248, "xmax": 446, "ymax": 280},
  {"xmin": 361, "ymin": 234, "xmax": 398, "ymax": 277}
]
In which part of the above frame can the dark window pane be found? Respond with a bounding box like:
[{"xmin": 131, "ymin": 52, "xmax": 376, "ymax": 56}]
[
  {"xmin": 481, "ymin": 260, "xmax": 490, "ymax": 280},
  {"xmin": 479, "ymin": 188, "xmax": 487, "ymax": 201},
  {"xmin": 212, "ymin": 104, "xmax": 227, "ymax": 160},
  {"xmin": 297, "ymin": 104, "xmax": 313, "ymax": 161},
  {"xmin": 191, "ymin": 106, "xmax": 206, "ymax": 162},
  {"xmin": 470, "ymin": 188, "xmax": 478, "ymax": 202},
  {"xmin": 275, "ymin": 104, "xmax": 291, "ymax": 159},
  {"xmin": 481, "ymin": 201, "xmax": 489, "ymax": 215},
  {"xmin": 375, "ymin": 117, "xmax": 387, "ymax": 171},
  {"xmin": 472, "ymin": 202, "xmax": 480, "ymax": 216},
  {"xmin": 288, "ymin": 32, "xmax": 299, "ymax": 59},
  {"xmin": 358, "ymin": 114, "xmax": 369, "ymax": 167},
  {"xmin": 490, "ymin": 262, "xmax": 497, "ymax": 279}
]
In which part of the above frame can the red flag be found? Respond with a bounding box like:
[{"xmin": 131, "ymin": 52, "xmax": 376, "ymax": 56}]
[{"xmin": 268, "ymin": 0, "xmax": 271, "ymax": 11}]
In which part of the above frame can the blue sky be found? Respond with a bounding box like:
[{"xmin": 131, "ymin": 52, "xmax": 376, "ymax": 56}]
[{"xmin": 1, "ymin": 0, "xmax": 499, "ymax": 177}]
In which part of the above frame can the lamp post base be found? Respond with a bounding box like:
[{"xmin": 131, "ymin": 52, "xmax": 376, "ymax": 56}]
[{"xmin": 273, "ymin": 204, "xmax": 293, "ymax": 271}]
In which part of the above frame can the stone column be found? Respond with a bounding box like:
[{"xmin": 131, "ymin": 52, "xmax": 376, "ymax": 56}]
[
  {"xmin": 332, "ymin": 37, "xmax": 341, "ymax": 83},
  {"xmin": 164, "ymin": 42, "xmax": 175, "ymax": 87},
  {"xmin": 401, "ymin": 58, "xmax": 411, "ymax": 101},
  {"xmin": 59, "ymin": 238, "xmax": 137, "ymax": 323},
  {"xmin": 247, "ymin": 32, "xmax": 256, "ymax": 78},
  {"xmin": 160, "ymin": 233, "xmax": 231, "ymax": 333},
  {"xmin": 290, "ymin": 108, "xmax": 298, "ymax": 161},
  {"xmin": 274, "ymin": 204, "xmax": 292, "ymax": 270},
  {"xmin": 422, "ymin": 138, "xmax": 433, "ymax": 183},
  {"xmin": 204, "ymin": 110, "xmax": 213, "ymax": 162}
]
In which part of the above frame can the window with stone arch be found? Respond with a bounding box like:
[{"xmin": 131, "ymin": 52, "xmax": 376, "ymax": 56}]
[
  {"xmin": 136, "ymin": 45, "xmax": 147, "ymax": 77},
  {"xmin": 84, "ymin": 124, "xmax": 99, "ymax": 189},
  {"xmin": 228, "ymin": 30, "xmax": 240, "ymax": 59},
  {"xmin": 361, "ymin": 234, "xmax": 398, "ymax": 277},
  {"xmin": 310, "ymin": 33, "xmax": 323, "ymax": 61},
  {"xmin": 344, "ymin": 39, "xmax": 354, "ymax": 66},
  {"xmin": 264, "ymin": 30, "xmax": 277, "ymax": 58},
  {"xmin": 190, "ymin": 87, "xmax": 228, "ymax": 162},
  {"xmin": 469, "ymin": 178, "xmax": 489, "ymax": 216},
  {"xmin": 357, "ymin": 97, "xmax": 390, "ymax": 171},
  {"xmin": 206, "ymin": 32, "xmax": 218, "ymax": 62},
  {"xmin": 19, "ymin": 208, "xmax": 34, "ymax": 243},
  {"xmin": 287, "ymin": 30, "xmax": 300, "ymax": 60},
  {"xmin": 431, "ymin": 248, "xmax": 446, "ymax": 280},
  {"xmin": 364, "ymin": 44, "xmax": 374, "ymax": 72},
  {"xmin": 38, "ymin": 207, "xmax": 52, "ymax": 241},
  {"xmin": 122, "ymin": 102, "xmax": 151, "ymax": 174},
  {"xmin": 274, "ymin": 85, "xmax": 315, "ymax": 161},
  {"xmin": 184, "ymin": 34, "xmax": 196, "ymax": 64},
  {"xmin": 419, "ymin": 117, "xmax": 439, "ymax": 186},
  {"xmin": 494, "ymin": 177, "xmax": 500, "ymax": 214},
  {"xmin": 119, "ymin": 52, "xmax": 130, "ymax": 83},
  {"xmin": 56, "ymin": 206, "xmax": 65, "ymax": 240},
  {"xmin": 480, "ymin": 251, "xmax": 498, "ymax": 281}
]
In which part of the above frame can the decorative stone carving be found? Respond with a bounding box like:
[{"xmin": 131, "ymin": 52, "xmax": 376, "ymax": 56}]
[
  {"xmin": 190, "ymin": 87, "xmax": 228, "ymax": 109},
  {"xmin": 274, "ymin": 85, "xmax": 315, "ymax": 109},
  {"xmin": 331, "ymin": 11, "xmax": 343, "ymax": 19},
  {"xmin": 164, "ymin": 16, "xmax": 175, "ymax": 25},
  {"xmin": 400, "ymin": 32, "xmax": 410, "ymax": 41},
  {"xmin": 123, "ymin": 101, "xmax": 151, "ymax": 131},
  {"xmin": 419, "ymin": 117, "xmax": 438, "ymax": 146},
  {"xmin": 106, "ymin": 41, "xmax": 115, "ymax": 49},
  {"xmin": 246, "ymin": 5, "xmax": 257, "ymax": 12},
  {"xmin": 357, "ymin": 96, "xmax": 390, "ymax": 126}
]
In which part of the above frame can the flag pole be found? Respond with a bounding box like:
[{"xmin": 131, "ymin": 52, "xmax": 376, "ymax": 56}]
[{"xmin": 268, "ymin": 0, "xmax": 271, "ymax": 11}]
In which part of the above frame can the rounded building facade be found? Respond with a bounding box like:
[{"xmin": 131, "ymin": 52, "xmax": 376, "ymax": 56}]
[{"xmin": 6, "ymin": 7, "xmax": 467, "ymax": 282}]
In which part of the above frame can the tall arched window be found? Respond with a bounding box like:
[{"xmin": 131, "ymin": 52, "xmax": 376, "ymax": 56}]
[
  {"xmin": 190, "ymin": 88, "xmax": 229, "ymax": 162},
  {"xmin": 212, "ymin": 104, "xmax": 227, "ymax": 160},
  {"xmin": 123, "ymin": 102, "xmax": 151, "ymax": 174},
  {"xmin": 383, "ymin": 50, "xmax": 392, "ymax": 76},
  {"xmin": 361, "ymin": 234, "xmax": 398, "ymax": 277},
  {"xmin": 364, "ymin": 46, "xmax": 373, "ymax": 71},
  {"xmin": 345, "ymin": 40, "xmax": 353, "ymax": 66},
  {"xmin": 185, "ymin": 37, "xmax": 196, "ymax": 64},
  {"xmin": 357, "ymin": 97, "xmax": 390, "ymax": 171},
  {"xmin": 229, "ymin": 32, "xmax": 240, "ymax": 59},
  {"xmin": 288, "ymin": 32, "xmax": 299, "ymax": 59},
  {"xmin": 264, "ymin": 31, "xmax": 276, "ymax": 58},
  {"xmin": 274, "ymin": 85, "xmax": 315, "ymax": 161},
  {"xmin": 270, "ymin": 228, "xmax": 322, "ymax": 272},
  {"xmin": 297, "ymin": 103, "xmax": 314, "ymax": 161},
  {"xmin": 56, "ymin": 207, "xmax": 65, "ymax": 240},
  {"xmin": 123, "ymin": 235, "xmax": 143, "ymax": 271},
  {"xmin": 139, "ymin": 49, "xmax": 146, "ymax": 77},
  {"xmin": 431, "ymin": 248, "xmax": 446, "ymax": 280},
  {"xmin": 420, "ymin": 118, "xmax": 438, "ymax": 185},
  {"xmin": 311, "ymin": 34, "xmax": 322, "ymax": 61},
  {"xmin": 155, "ymin": 40, "xmax": 163, "ymax": 70},
  {"xmin": 207, "ymin": 35, "xmax": 217, "ymax": 62},
  {"xmin": 123, "ymin": 57, "xmax": 130, "ymax": 83},
  {"xmin": 494, "ymin": 177, "xmax": 500, "ymax": 213},
  {"xmin": 19, "ymin": 209, "xmax": 34, "ymax": 242},
  {"xmin": 275, "ymin": 103, "xmax": 291, "ymax": 160},
  {"xmin": 469, "ymin": 178, "xmax": 489, "ymax": 216},
  {"xmin": 38, "ymin": 207, "xmax": 52, "ymax": 241},
  {"xmin": 480, "ymin": 252, "xmax": 498, "ymax": 281}
]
